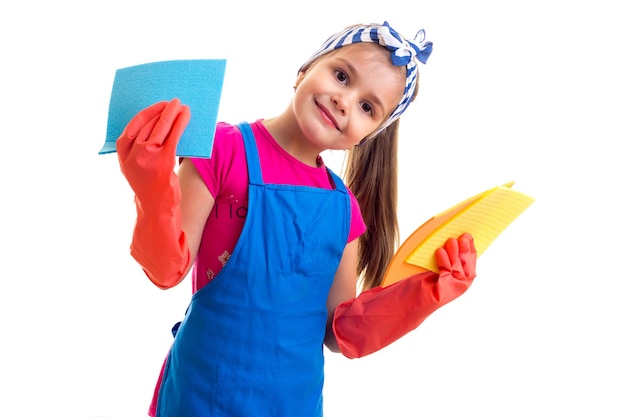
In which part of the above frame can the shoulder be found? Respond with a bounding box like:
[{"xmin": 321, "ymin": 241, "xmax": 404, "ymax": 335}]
[
  {"xmin": 214, "ymin": 121, "xmax": 244, "ymax": 150},
  {"xmin": 346, "ymin": 185, "xmax": 367, "ymax": 242},
  {"xmin": 187, "ymin": 121, "xmax": 248, "ymax": 196},
  {"xmin": 215, "ymin": 121, "xmax": 243, "ymax": 140},
  {"xmin": 192, "ymin": 122, "xmax": 244, "ymax": 167}
]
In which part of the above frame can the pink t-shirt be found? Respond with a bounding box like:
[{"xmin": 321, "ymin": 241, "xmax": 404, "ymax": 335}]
[{"xmin": 189, "ymin": 120, "xmax": 366, "ymax": 292}]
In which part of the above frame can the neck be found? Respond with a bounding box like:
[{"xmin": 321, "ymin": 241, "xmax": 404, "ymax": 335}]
[{"xmin": 262, "ymin": 107, "xmax": 323, "ymax": 168}]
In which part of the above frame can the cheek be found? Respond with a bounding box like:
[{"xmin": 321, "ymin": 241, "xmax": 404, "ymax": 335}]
[
  {"xmin": 356, "ymin": 110, "xmax": 386, "ymax": 133},
  {"xmin": 344, "ymin": 120, "xmax": 376, "ymax": 145},
  {"xmin": 292, "ymin": 84, "xmax": 311, "ymax": 116}
]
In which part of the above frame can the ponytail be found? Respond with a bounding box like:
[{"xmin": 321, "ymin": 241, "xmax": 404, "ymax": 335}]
[{"xmin": 344, "ymin": 120, "xmax": 401, "ymax": 290}]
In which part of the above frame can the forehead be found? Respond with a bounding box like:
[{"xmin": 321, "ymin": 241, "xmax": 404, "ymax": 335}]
[
  {"xmin": 325, "ymin": 43, "xmax": 406, "ymax": 110},
  {"xmin": 325, "ymin": 42, "xmax": 393, "ymax": 64},
  {"xmin": 323, "ymin": 43, "xmax": 406, "ymax": 81}
]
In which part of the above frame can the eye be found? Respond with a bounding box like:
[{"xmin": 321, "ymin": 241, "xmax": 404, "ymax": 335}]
[
  {"xmin": 360, "ymin": 101, "xmax": 374, "ymax": 116},
  {"xmin": 334, "ymin": 69, "xmax": 348, "ymax": 85}
]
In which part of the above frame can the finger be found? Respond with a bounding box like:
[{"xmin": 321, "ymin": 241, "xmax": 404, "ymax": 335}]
[
  {"xmin": 116, "ymin": 112, "xmax": 160, "ymax": 157},
  {"xmin": 457, "ymin": 233, "xmax": 477, "ymax": 279},
  {"xmin": 135, "ymin": 113, "xmax": 161, "ymax": 144},
  {"xmin": 149, "ymin": 99, "xmax": 183, "ymax": 146},
  {"xmin": 155, "ymin": 105, "xmax": 191, "ymax": 158},
  {"xmin": 163, "ymin": 104, "xmax": 191, "ymax": 153},
  {"xmin": 458, "ymin": 233, "xmax": 476, "ymax": 255},
  {"xmin": 444, "ymin": 237, "xmax": 460, "ymax": 267},
  {"xmin": 125, "ymin": 101, "xmax": 169, "ymax": 139},
  {"xmin": 435, "ymin": 247, "xmax": 452, "ymax": 272}
]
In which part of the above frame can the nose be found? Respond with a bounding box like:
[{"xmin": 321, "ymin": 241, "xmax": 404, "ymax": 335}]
[{"xmin": 331, "ymin": 93, "xmax": 350, "ymax": 115}]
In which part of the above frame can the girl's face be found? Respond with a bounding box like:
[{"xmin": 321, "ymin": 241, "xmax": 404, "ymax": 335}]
[{"xmin": 292, "ymin": 43, "xmax": 406, "ymax": 151}]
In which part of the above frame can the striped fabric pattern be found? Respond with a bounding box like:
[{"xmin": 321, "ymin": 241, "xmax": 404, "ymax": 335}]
[{"xmin": 299, "ymin": 21, "xmax": 433, "ymax": 141}]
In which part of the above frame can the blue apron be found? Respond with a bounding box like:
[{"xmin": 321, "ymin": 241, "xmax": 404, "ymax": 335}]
[{"xmin": 156, "ymin": 122, "xmax": 351, "ymax": 417}]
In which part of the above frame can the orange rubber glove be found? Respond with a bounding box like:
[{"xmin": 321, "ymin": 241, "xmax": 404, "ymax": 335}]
[
  {"xmin": 333, "ymin": 233, "xmax": 477, "ymax": 359},
  {"xmin": 116, "ymin": 98, "xmax": 192, "ymax": 289}
]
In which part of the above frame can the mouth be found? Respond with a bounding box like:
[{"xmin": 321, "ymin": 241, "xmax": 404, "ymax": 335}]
[{"xmin": 315, "ymin": 100, "xmax": 341, "ymax": 132}]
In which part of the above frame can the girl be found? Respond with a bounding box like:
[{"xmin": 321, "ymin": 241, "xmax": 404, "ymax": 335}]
[{"xmin": 116, "ymin": 21, "xmax": 477, "ymax": 417}]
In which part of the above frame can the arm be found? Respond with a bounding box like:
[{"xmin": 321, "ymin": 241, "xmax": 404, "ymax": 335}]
[
  {"xmin": 178, "ymin": 158, "xmax": 215, "ymax": 269},
  {"xmin": 331, "ymin": 233, "xmax": 477, "ymax": 359},
  {"xmin": 324, "ymin": 239, "xmax": 359, "ymax": 352}
]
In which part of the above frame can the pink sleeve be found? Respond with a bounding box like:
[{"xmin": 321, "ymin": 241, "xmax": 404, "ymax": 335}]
[
  {"xmin": 187, "ymin": 122, "xmax": 245, "ymax": 198},
  {"xmin": 347, "ymin": 189, "xmax": 366, "ymax": 243}
]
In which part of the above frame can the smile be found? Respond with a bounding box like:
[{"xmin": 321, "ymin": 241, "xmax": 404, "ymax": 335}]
[{"xmin": 315, "ymin": 100, "xmax": 340, "ymax": 131}]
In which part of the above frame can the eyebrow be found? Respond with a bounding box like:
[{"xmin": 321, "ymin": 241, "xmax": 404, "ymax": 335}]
[{"xmin": 337, "ymin": 57, "xmax": 388, "ymax": 116}]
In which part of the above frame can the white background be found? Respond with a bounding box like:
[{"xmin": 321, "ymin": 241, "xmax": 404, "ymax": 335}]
[{"xmin": 1, "ymin": 1, "xmax": 624, "ymax": 416}]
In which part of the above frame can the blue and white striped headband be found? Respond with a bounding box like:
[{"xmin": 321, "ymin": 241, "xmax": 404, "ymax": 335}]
[{"xmin": 299, "ymin": 21, "xmax": 433, "ymax": 141}]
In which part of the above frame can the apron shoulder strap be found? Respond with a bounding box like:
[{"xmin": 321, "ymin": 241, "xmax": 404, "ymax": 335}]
[{"xmin": 237, "ymin": 122, "xmax": 264, "ymax": 185}]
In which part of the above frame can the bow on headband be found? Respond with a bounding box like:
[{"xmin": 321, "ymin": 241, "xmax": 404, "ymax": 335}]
[
  {"xmin": 299, "ymin": 21, "xmax": 433, "ymax": 141},
  {"xmin": 378, "ymin": 22, "xmax": 433, "ymax": 67}
]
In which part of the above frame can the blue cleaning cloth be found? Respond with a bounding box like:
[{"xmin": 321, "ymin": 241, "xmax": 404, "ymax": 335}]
[{"xmin": 100, "ymin": 59, "xmax": 226, "ymax": 159}]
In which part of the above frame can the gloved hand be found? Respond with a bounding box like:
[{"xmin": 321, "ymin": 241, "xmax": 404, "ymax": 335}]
[
  {"xmin": 116, "ymin": 98, "xmax": 192, "ymax": 289},
  {"xmin": 434, "ymin": 232, "xmax": 477, "ymax": 303},
  {"xmin": 332, "ymin": 233, "xmax": 477, "ymax": 359}
]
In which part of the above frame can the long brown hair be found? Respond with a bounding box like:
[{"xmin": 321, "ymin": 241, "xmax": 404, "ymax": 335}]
[
  {"xmin": 344, "ymin": 120, "xmax": 400, "ymax": 290},
  {"xmin": 344, "ymin": 80, "xmax": 419, "ymax": 290}
]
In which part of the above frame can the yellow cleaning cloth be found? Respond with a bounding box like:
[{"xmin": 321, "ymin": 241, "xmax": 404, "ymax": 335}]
[{"xmin": 381, "ymin": 182, "xmax": 534, "ymax": 287}]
